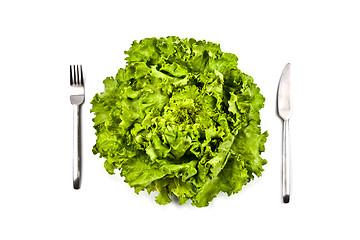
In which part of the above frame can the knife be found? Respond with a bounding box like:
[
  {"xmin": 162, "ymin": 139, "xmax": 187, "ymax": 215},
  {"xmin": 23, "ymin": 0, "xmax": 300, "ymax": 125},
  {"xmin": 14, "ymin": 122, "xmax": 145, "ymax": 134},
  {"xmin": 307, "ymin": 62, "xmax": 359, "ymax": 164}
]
[{"xmin": 277, "ymin": 63, "xmax": 292, "ymax": 203}]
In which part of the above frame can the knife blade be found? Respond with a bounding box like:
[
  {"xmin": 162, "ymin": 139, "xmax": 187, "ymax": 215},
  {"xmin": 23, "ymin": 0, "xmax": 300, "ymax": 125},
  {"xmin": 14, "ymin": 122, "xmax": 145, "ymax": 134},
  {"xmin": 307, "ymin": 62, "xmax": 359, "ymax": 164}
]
[{"xmin": 277, "ymin": 63, "xmax": 291, "ymax": 203}]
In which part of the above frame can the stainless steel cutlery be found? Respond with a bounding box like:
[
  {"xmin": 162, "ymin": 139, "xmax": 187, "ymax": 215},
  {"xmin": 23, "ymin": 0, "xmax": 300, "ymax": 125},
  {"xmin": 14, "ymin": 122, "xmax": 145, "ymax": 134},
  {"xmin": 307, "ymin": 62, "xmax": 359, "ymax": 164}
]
[
  {"xmin": 70, "ymin": 65, "xmax": 85, "ymax": 189},
  {"xmin": 277, "ymin": 63, "xmax": 292, "ymax": 203}
]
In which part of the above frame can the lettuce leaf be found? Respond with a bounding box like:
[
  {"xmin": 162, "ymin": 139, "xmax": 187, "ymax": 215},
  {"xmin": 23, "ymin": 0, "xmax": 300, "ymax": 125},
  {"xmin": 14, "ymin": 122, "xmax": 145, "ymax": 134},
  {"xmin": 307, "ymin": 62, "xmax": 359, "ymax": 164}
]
[{"xmin": 90, "ymin": 36, "xmax": 268, "ymax": 207}]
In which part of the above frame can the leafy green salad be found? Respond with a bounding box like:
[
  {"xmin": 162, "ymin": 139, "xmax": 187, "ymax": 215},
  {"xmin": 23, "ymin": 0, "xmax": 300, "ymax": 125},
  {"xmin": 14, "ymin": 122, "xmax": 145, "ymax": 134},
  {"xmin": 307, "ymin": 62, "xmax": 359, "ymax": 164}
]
[{"xmin": 90, "ymin": 36, "xmax": 268, "ymax": 207}]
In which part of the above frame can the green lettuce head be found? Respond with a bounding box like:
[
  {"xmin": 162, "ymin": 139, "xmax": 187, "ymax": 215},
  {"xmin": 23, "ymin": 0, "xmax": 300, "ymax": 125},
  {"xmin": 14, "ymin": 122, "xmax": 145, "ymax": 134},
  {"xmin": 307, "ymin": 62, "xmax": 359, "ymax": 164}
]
[{"xmin": 90, "ymin": 36, "xmax": 268, "ymax": 207}]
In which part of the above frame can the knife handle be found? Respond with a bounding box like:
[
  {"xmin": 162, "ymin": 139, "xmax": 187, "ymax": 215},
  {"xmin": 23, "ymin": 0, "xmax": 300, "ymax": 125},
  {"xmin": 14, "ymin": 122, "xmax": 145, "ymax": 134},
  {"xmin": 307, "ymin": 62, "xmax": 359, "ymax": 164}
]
[{"xmin": 282, "ymin": 119, "xmax": 290, "ymax": 203}]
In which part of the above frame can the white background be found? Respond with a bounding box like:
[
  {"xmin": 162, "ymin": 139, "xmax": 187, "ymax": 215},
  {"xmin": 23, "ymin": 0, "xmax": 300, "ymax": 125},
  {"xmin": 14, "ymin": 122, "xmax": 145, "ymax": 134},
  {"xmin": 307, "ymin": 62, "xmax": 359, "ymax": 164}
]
[{"xmin": 1, "ymin": 0, "xmax": 359, "ymax": 239}]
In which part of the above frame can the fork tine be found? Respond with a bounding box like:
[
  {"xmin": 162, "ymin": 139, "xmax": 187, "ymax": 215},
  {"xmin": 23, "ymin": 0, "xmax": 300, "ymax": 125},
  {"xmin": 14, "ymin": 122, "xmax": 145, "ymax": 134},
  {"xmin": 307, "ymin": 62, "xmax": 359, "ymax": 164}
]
[
  {"xmin": 79, "ymin": 65, "xmax": 84, "ymax": 86},
  {"xmin": 72, "ymin": 65, "xmax": 77, "ymax": 85},
  {"xmin": 76, "ymin": 65, "xmax": 80, "ymax": 85},
  {"xmin": 70, "ymin": 65, "xmax": 74, "ymax": 85}
]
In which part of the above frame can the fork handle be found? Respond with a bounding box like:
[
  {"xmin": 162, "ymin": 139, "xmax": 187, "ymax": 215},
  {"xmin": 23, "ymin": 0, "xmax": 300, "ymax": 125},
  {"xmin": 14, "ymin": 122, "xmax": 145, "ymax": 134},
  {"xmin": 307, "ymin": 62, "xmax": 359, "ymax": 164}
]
[
  {"xmin": 282, "ymin": 119, "xmax": 290, "ymax": 203},
  {"xmin": 73, "ymin": 104, "xmax": 81, "ymax": 189}
]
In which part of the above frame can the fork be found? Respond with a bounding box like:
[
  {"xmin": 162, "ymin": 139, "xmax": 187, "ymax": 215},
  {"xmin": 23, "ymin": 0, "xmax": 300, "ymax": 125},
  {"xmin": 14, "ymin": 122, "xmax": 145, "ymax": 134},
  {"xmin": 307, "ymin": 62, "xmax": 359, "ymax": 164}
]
[{"xmin": 70, "ymin": 65, "xmax": 85, "ymax": 189}]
